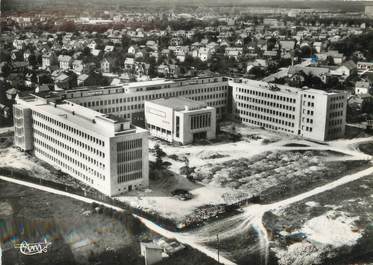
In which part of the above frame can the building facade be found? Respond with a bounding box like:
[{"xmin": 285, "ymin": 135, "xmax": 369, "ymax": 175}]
[
  {"xmin": 13, "ymin": 95, "xmax": 149, "ymax": 196},
  {"xmin": 229, "ymin": 78, "xmax": 347, "ymax": 141},
  {"xmin": 59, "ymin": 77, "xmax": 229, "ymax": 124},
  {"xmin": 145, "ymin": 97, "xmax": 216, "ymax": 144},
  {"xmin": 53, "ymin": 76, "xmax": 346, "ymax": 142}
]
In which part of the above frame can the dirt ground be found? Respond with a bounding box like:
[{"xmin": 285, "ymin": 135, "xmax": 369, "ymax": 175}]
[
  {"xmin": 263, "ymin": 174, "xmax": 373, "ymax": 265},
  {"xmin": 0, "ymin": 180, "xmax": 220, "ymax": 265}
]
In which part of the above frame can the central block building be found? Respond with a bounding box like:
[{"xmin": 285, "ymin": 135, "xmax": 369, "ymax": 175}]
[{"xmin": 144, "ymin": 97, "xmax": 216, "ymax": 144}]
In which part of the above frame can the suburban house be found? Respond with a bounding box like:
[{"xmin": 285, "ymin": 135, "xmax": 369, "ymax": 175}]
[{"xmin": 58, "ymin": 55, "xmax": 73, "ymax": 70}]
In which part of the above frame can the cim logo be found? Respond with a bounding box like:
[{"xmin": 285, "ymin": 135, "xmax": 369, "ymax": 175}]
[{"xmin": 14, "ymin": 239, "xmax": 52, "ymax": 256}]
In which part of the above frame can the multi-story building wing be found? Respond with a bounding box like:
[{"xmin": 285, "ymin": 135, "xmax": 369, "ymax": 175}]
[
  {"xmin": 298, "ymin": 89, "xmax": 346, "ymax": 140},
  {"xmin": 59, "ymin": 77, "xmax": 229, "ymax": 124},
  {"xmin": 229, "ymin": 78, "xmax": 347, "ymax": 141},
  {"xmin": 13, "ymin": 95, "xmax": 148, "ymax": 196},
  {"xmin": 231, "ymin": 79, "xmax": 300, "ymax": 135}
]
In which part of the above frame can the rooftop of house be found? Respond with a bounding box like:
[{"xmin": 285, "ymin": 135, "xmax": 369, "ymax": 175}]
[{"xmin": 288, "ymin": 65, "xmax": 330, "ymax": 76}]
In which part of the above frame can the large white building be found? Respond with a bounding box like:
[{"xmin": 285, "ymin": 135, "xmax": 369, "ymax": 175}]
[
  {"xmin": 229, "ymin": 78, "xmax": 347, "ymax": 141},
  {"xmin": 55, "ymin": 76, "xmax": 347, "ymax": 142},
  {"xmin": 13, "ymin": 75, "xmax": 349, "ymax": 196},
  {"xmin": 13, "ymin": 95, "xmax": 149, "ymax": 196},
  {"xmin": 145, "ymin": 97, "xmax": 216, "ymax": 144},
  {"xmin": 59, "ymin": 77, "xmax": 229, "ymax": 124}
]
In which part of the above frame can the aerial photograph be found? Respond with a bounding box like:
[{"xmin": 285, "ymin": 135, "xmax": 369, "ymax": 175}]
[{"xmin": 0, "ymin": 0, "xmax": 373, "ymax": 264}]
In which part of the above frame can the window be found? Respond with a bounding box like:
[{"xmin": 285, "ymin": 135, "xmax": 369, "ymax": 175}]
[{"xmin": 176, "ymin": 116, "xmax": 180, "ymax": 137}]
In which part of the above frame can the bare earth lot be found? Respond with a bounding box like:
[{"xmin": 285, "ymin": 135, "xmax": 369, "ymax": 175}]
[
  {"xmin": 263, "ymin": 174, "xmax": 373, "ymax": 265},
  {"xmin": 117, "ymin": 123, "xmax": 371, "ymax": 226}
]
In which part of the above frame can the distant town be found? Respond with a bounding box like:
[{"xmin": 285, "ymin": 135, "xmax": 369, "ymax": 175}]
[{"xmin": 1, "ymin": 2, "xmax": 373, "ymax": 265}]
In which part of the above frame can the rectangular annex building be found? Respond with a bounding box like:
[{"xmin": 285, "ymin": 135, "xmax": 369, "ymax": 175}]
[{"xmin": 144, "ymin": 97, "xmax": 216, "ymax": 144}]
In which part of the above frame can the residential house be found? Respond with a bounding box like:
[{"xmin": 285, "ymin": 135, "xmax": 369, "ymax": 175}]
[
  {"xmin": 288, "ymin": 66, "xmax": 330, "ymax": 82},
  {"xmin": 0, "ymin": 104, "xmax": 11, "ymax": 119},
  {"xmin": 313, "ymin": 42, "xmax": 323, "ymax": 53},
  {"xmin": 357, "ymin": 62, "xmax": 373, "ymax": 74},
  {"xmin": 326, "ymin": 50, "xmax": 345, "ymax": 65},
  {"xmin": 280, "ymin": 40, "xmax": 296, "ymax": 52},
  {"xmin": 12, "ymin": 61, "xmax": 29, "ymax": 72},
  {"xmin": 225, "ymin": 47, "xmax": 243, "ymax": 60},
  {"xmin": 77, "ymin": 72, "xmax": 102, "ymax": 86},
  {"xmin": 128, "ymin": 45, "xmax": 138, "ymax": 55},
  {"xmin": 157, "ymin": 64, "xmax": 180, "ymax": 78},
  {"xmin": 101, "ymin": 57, "xmax": 118, "ymax": 73},
  {"xmin": 91, "ymin": 49, "xmax": 102, "ymax": 57},
  {"xmin": 104, "ymin": 45, "xmax": 114, "ymax": 53},
  {"xmin": 355, "ymin": 81, "xmax": 371, "ymax": 95},
  {"xmin": 197, "ymin": 47, "xmax": 211, "ymax": 62},
  {"xmin": 72, "ymin": 60, "xmax": 85, "ymax": 74},
  {"xmin": 58, "ymin": 55, "xmax": 73, "ymax": 70},
  {"xmin": 54, "ymin": 71, "xmax": 77, "ymax": 90},
  {"xmin": 23, "ymin": 49, "xmax": 32, "ymax": 62},
  {"xmin": 330, "ymin": 60, "xmax": 357, "ymax": 78},
  {"xmin": 124, "ymin": 58, "xmax": 135, "ymax": 71},
  {"xmin": 170, "ymin": 37, "xmax": 183, "ymax": 46},
  {"xmin": 87, "ymin": 40, "xmax": 97, "ymax": 50}
]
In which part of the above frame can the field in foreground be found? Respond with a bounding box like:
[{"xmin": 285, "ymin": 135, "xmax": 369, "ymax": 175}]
[{"xmin": 0, "ymin": 180, "xmax": 219, "ymax": 265}]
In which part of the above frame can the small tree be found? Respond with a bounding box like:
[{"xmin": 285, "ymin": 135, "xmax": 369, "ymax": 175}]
[{"xmin": 154, "ymin": 144, "xmax": 166, "ymax": 169}]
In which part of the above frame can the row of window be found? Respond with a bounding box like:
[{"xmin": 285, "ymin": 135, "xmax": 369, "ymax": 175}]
[
  {"xmin": 302, "ymin": 109, "xmax": 315, "ymax": 116},
  {"xmin": 330, "ymin": 95, "xmax": 345, "ymax": 102},
  {"xmin": 302, "ymin": 94, "xmax": 316, "ymax": 99},
  {"xmin": 236, "ymin": 95, "xmax": 297, "ymax": 111},
  {"xmin": 117, "ymin": 160, "xmax": 142, "ymax": 174},
  {"xmin": 235, "ymin": 87, "xmax": 297, "ymax": 103},
  {"xmin": 78, "ymin": 85, "xmax": 228, "ymax": 109},
  {"xmin": 236, "ymin": 103, "xmax": 296, "ymax": 120},
  {"xmin": 32, "ymin": 111, "xmax": 105, "ymax": 147},
  {"xmin": 190, "ymin": 113, "xmax": 212, "ymax": 130},
  {"xmin": 34, "ymin": 128, "xmax": 106, "ymax": 170},
  {"xmin": 118, "ymin": 171, "xmax": 143, "ymax": 184},
  {"xmin": 117, "ymin": 149, "xmax": 143, "ymax": 163},
  {"xmin": 35, "ymin": 148, "xmax": 95, "ymax": 185},
  {"xmin": 302, "ymin": 117, "xmax": 314, "ymax": 124},
  {"xmin": 236, "ymin": 110, "xmax": 295, "ymax": 128},
  {"xmin": 301, "ymin": 126, "xmax": 313, "ymax": 132},
  {"xmin": 328, "ymin": 127, "xmax": 343, "ymax": 136},
  {"xmin": 329, "ymin": 111, "xmax": 344, "ymax": 118},
  {"xmin": 330, "ymin": 102, "xmax": 344, "ymax": 110},
  {"xmin": 34, "ymin": 138, "xmax": 105, "ymax": 181},
  {"xmin": 148, "ymin": 125, "xmax": 172, "ymax": 136},
  {"xmin": 329, "ymin": 119, "xmax": 343, "ymax": 127},
  {"xmin": 302, "ymin": 101, "xmax": 315, "ymax": 108},
  {"xmin": 117, "ymin": 160, "xmax": 142, "ymax": 177},
  {"xmin": 237, "ymin": 116, "xmax": 295, "ymax": 133},
  {"xmin": 117, "ymin": 139, "xmax": 142, "ymax": 151},
  {"xmin": 33, "ymin": 119, "xmax": 105, "ymax": 159}
]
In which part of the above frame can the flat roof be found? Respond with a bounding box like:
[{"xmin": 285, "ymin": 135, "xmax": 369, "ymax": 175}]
[
  {"xmin": 229, "ymin": 78, "xmax": 345, "ymax": 96},
  {"xmin": 16, "ymin": 95, "xmax": 137, "ymax": 137},
  {"xmin": 125, "ymin": 79, "xmax": 174, "ymax": 87},
  {"xmin": 149, "ymin": 97, "xmax": 207, "ymax": 111}
]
